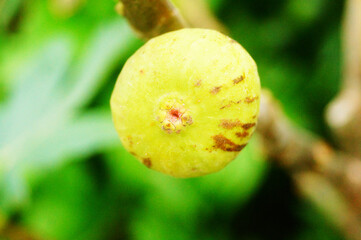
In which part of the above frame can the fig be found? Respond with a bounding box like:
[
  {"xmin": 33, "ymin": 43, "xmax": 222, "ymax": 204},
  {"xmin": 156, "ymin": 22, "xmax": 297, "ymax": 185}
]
[{"xmin": 111, "ymin": 28, "xmax": 260, "ymax": 178}]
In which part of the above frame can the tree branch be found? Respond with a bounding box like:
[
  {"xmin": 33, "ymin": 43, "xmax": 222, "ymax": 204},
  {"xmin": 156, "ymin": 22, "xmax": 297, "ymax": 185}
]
[
  {"xmin": 119, "ymin": 0, "xmax": 188, "ymax": 39},
  {"xmin": 259, "ymin": 91, "xmax": 361, "ymax": 240},
  {"xmin": 326, "ymin": 0, "xmax": 361, "ymax": 158}
]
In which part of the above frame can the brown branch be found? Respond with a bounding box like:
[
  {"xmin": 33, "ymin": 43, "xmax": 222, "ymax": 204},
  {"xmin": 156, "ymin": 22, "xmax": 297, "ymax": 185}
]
[
  {"xmin": 326, "ymin": 0, "xmax": 361, "ymax": 157},
  {"xmin": 118, "ymin": 0, "xmax": 361, "ymax": 239},
  {"xmin": 258, "ymin": 91, "xmax": 361, "ymax": 240},
  {"xmin": 341, "ymin": 0, "xmax": 361, "ymax": 90},
  {"xmin": 119, "ymin": 0, "xmax": 188, "ymax": 39}
]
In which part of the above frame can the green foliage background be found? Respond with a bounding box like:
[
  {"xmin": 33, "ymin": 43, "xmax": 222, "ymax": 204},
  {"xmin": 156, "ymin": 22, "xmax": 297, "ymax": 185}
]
[{"xmin": 0, "ymin": 0, "xmax": 345, "ymax": 239}]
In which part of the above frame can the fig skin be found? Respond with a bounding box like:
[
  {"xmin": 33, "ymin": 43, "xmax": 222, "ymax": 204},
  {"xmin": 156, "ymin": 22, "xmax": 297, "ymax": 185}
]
[{"xmin": 111, "ymin": 28, "xmax": 260, "ymax": 178}]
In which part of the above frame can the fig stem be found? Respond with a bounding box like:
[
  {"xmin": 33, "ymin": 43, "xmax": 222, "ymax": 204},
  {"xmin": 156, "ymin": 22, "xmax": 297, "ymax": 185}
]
[{"xmin": 120, "ymin": 0, "xmax": 188, "ymax": 39}]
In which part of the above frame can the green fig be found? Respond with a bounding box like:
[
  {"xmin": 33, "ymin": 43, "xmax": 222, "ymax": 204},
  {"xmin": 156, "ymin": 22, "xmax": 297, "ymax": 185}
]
[{"xmin": 111, "ymin": 28, "xmax": 260, "ymax": 178}]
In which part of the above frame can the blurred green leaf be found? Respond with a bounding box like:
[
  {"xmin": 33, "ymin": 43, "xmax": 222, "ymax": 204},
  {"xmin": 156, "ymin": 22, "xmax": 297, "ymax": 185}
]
[
  {"xmin": 0, "ymin": 19, "xmax": 137, "ymax": 212},
  {"xmin": 22, "ymin": 163, "xmax": 99, "ymax": 240},
  {"xmin": 286, "ymin": 0, "xmax": 326, "ymax": 25},
  {"xmin": 26, "ymin": 109, "xmax": 118, "ymax": 172},
  {"xmin": 64, "ymin": 20, "xmax": 139, "ymax": 108},
  {"xmin": 0, "ymin": 37, "xmax": 73, "ymax": 148}
]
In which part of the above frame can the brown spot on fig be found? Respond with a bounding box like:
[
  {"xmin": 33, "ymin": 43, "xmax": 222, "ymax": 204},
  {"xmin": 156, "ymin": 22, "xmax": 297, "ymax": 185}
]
[
  {"xmin": 244, "ymin": 96, "xmax": 259, "ymax": 103},
  {"xmin": 205, "ymin": 147, "xmax": 213, "ymax": 152},
  {"xmin": 194, "ymin": 80, "xmax": 202, "ymax": 87},
  {"xmin": 140, "ymin": 69, "xmax": 144, "ymax": 74},
  {"xmin": 143, "ymin": 158, "xmax": 152, "ymax": 168},
  {"xmin": 130, "ymin": 151, "xmax": 138, "ymax": 157},
  {"xmin": 236, "ymin": 132, "xmax": 249, "ymax": 138},
  {"xmin": 210, "ymin": 86, "xmax": 222, "ymax": 94},
  {"xmin": 127, "ymin": 136, "xmax": 133, "ymax": 147},
  {"xmin": 242, "ymin": 123, "xmax": 256, "ymax": 130},
  {"xmin": 220, "ymin": 99, "xmax": 243, "ymax": 109},
  {"xmin": 233, "ymin": 75, "xmax": 244, "ymax": 84},
  {"xmin": 252, "ymin": 115, "xmax": 257, "ymax": 119},
  {"xmin": 220, "ymin": 119, "xmax": 242, "ymax": 129},
  {"xmin": 220, "ymin": 102, "xmax": 233, "ymax": 109},
  {"xmin": 212, "ymin": 134, "xmax": 246, "ymax": 152}
]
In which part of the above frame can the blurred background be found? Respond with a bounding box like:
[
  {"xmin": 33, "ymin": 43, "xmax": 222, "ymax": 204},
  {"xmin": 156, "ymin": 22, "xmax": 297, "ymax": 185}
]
[{"xmin": 0, "ymin": 0, "xmax": 347, "ymax": 239}]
